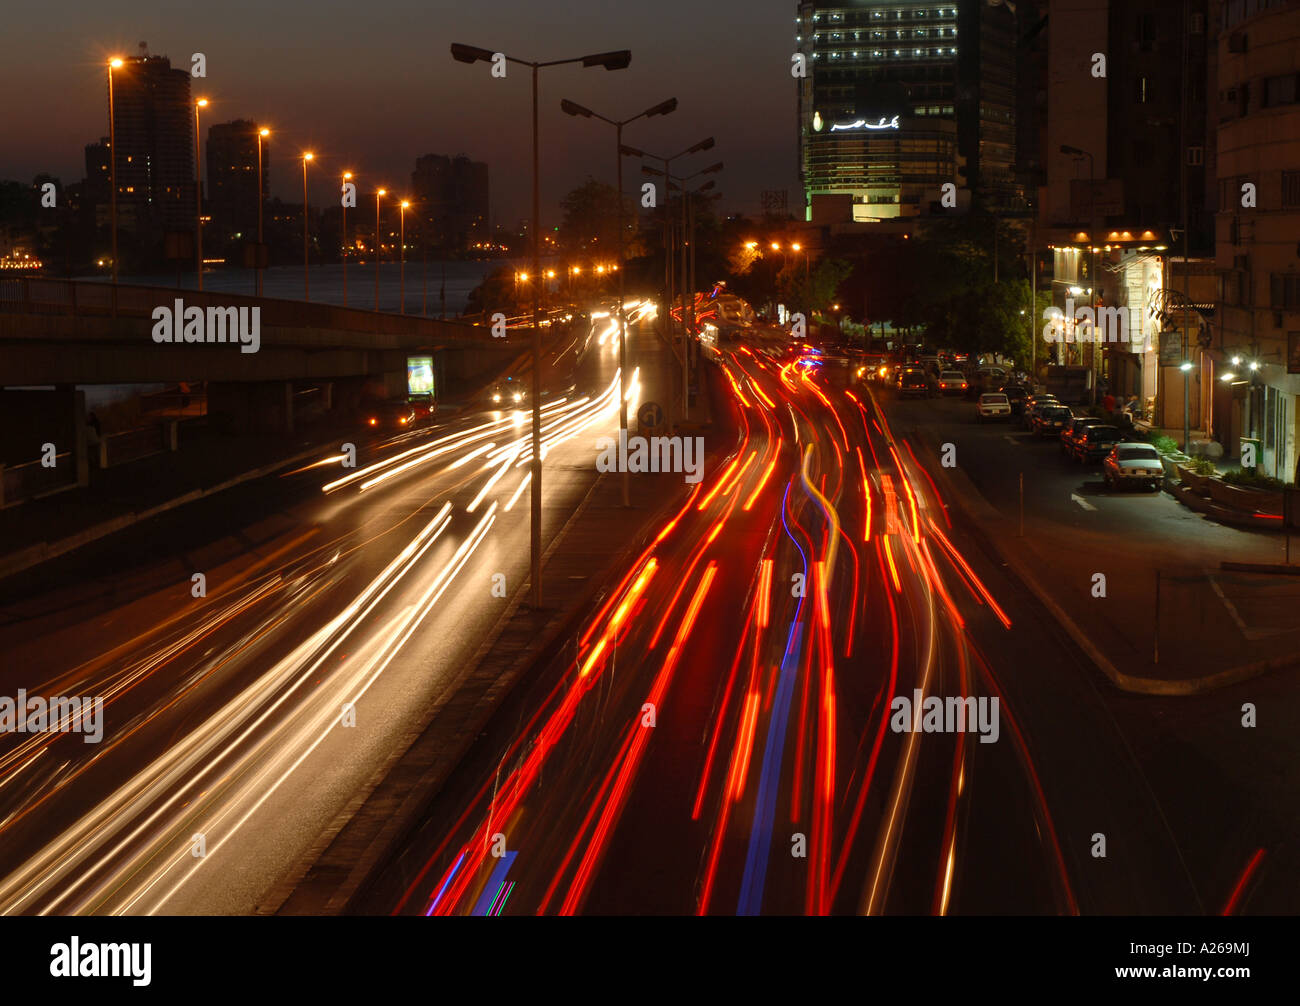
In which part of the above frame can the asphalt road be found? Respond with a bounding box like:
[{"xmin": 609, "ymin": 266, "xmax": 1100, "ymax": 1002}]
[
  {"xmin": 881, "ymin": 390, "xmax": 1300, "ymax": 914},
  {"xmin": 0, "ymin": 304, "xmax": 664, "ymax": 915},
  {"xmin": 361, "ymin": 347, "xmax": 1207, "ymax": 915}
]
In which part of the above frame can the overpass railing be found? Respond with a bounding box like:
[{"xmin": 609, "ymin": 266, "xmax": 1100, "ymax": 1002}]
[{"xmin": 0, "ymin": 276, "xmax": 483, "ymax": 341}]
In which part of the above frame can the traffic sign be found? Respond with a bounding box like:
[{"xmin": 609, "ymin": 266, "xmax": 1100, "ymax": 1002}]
[{"xmin": 637, "ymin": 401, "xmax": 665, "ymax": 431}]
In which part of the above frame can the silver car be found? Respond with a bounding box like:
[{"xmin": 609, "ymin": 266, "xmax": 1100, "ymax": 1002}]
[{"xmin": 1103, "ymin": 442, "xmax": 1164, "ymax": 491}]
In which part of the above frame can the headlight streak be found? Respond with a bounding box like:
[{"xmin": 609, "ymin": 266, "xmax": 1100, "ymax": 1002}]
[
  {"xmin": 129, "ymin": 505, "xmax": 499, "ymax": 915},
  {"xmin": 0, "ymin": 504, "xmax": 455, "ymax": 916}
]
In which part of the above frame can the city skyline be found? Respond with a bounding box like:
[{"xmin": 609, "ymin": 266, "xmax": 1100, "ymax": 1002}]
[{"xmin": 0, "ymin": 0, "xmax": 800, "ymax": 225}]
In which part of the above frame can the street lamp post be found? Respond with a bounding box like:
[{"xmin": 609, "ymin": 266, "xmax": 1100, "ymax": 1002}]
[
  {"xmin": 452, "ymin": 43, "xmax": 631, "ymax": 610},
  {"xmin": 107, "ymin": 58, "xmax": 123, "ymax": 296},
  {"xmin": 256, "ymin": 128, "xmax": 270, "ymax": 296},
  {"xmin": 627, "ymin": 139, "xmax": 716, "ymax": 425},
  {"xmin": 560, "ymin": 96, "xmax": 678, "ymax": 507},
  {"xmin": 644, "ymin": 160, "xmax": 721, "ymax": 420},
  {"xmin": 302, "ymin": 152, "xmax": 313, "ymax": 301},
  {"xmin": 374, "ymin": 188, "xmax": 385, "ymax": 311},
  {"xmin": 399, "ymin": 200, "xmax": 410, "ymax": 314},
  {"xmin": 341, "ymin": 171, "xmax": 352, "ymax": 306},
  {"xmin": 194, "ymin": 98, "xmax": 207, "ymax": 290},
  {"xmin": 1061, "ymin": 144, "xmax": 1097, "ymax": 405}
]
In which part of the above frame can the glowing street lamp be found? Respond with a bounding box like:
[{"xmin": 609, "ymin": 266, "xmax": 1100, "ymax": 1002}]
[
  {"xmin": 302, "ymin": 152, "xmax": 314, "ymax": 300},
  {"xmin": 399, "ymin": 199, "xmax": 410, "ymax": 314},
  {"xmin": 256, "ymin": 128, "xmax": 270, "ymax": 295},
  {"xmin": 107, "ymin": 58, "xmax": 124, "ymax": 290},
  {"xmin": 341, "ymin": 171, "xmax": 353, "ymax": 305},
  {"xmin": 374, "ymin": 188, "xmax": 386, "ymax": 311},
  {"xmin": 195, "ymin": 98, "xmax": 208, "ymax": 290}
]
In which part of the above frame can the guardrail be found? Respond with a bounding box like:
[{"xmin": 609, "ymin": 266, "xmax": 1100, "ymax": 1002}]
[
  {"xmin": 0, "ymin": 452, "xmax": 78, "ymax": 508},
  {"xmin": 0, "ymin": 276, "xmax": 482, "ymax": 341},
  {"xmin": 99, "ymin": 422, "xmax": 176, "ymax": 469}
]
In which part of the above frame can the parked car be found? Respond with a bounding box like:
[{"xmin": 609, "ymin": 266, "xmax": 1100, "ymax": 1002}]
[
  {"xmin": 1103, "ymin": 442, "xmax": 1164, "ymax": 491},
  {"xmin": 977, "ymin": 392, "xmax": 1011, "ymax": 421},
  {"xmin": 362, "ymin": 399, "xmax": 417, "ymax": 430},
  {"xmin": 938, "ymin": 370, "xmax": 968, "ymax": 396},
  {"xmin": 1031, "ymin": 404, "xmax": 1074, "ymax": 437},
  {"xmin": 1071, "ymin": 424, "xmax": 1123, "ymax": 463},
  {"xmin": 1059, "ymin": 416, "xmax": 1106, "ymax": 455},
  {"xmin": 899, "ymin": 371, "xmax": 932, "ymax": 399},
  {"xmin": 1021, "ymin": 394, "xmax": 1061, "ymax": 428}
]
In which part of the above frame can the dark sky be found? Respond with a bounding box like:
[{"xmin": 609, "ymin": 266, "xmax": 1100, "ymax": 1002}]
[{"xmin": 1, "ymin": 0, "xmax": 800, "ymax": 227}]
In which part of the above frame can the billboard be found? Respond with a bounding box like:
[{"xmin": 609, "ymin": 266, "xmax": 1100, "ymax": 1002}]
[{"xmin": 407, "ymin": 356, "xmax": 434, "ymax": 397}]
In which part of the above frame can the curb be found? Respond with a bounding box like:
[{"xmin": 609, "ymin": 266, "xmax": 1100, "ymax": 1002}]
[{"xmin": 907, "ymin": 426, "xmax": 1296, "ymax": 696}]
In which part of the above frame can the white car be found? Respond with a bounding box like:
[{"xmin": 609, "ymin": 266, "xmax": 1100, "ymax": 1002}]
[
  {"xmin": 977, "ymin": 392, "xmax": 1011, "ymax": 420},
  {"xmin": 1103, "ymin": 442, "xmax": 1164, "ymax": 491}
]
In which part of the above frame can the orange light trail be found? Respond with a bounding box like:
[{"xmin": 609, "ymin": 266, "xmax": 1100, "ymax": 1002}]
[{"xmin": 882, "ymin": 536, "xmax": 902, "ymax": 592}]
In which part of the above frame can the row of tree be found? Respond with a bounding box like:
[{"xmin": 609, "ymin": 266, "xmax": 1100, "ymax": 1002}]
[{"xmin": 467, "ymin": 178, "xmax": 1045, "ymax": 367}]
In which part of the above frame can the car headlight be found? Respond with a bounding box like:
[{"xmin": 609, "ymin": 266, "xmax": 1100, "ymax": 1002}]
[
  {"xmin": 492, "ymin": 394, "xmax": 501, "ymax": 403},
  {"xmin": 513, "ymin": 392, "xmax": 523, "ymax": 403}
]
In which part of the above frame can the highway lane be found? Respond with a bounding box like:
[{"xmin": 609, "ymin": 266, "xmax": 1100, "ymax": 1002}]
[
  {"xmin": 0, "ymin": 304, "xmax": 658, "ymax": 915},
  {"xmin": 368, "ymin": 342, "xmax": 1186, "ymax": 915}
]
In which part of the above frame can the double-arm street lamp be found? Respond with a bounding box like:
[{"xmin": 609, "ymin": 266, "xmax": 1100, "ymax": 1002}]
[
  {"xmin": 641, "ymin": 156, "xmax": 722, "ymax": 420},
  {"xmin": 621, "ymin": 137, "xmax": 715, "ymax": 423},
  {"xmin": 560, "ymin": 95, "xmax": 678, "ymax": 507},
  {"xmin": 451, "ymin": 42, "xmax": 631, "ymax": 610}
]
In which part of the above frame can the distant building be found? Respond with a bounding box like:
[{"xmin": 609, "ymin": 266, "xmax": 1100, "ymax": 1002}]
[
  {"xmin": 107, "ymin": 52, "xmax": 194, "ymax": 238},
  {"xmin": 1039, "ymin": 0, "xmax": 1212, "ymax": 423},
  {"xmin": 206, "ymin": 120, "xmax": 269, "ymax": 256},
  {"xmin": 794, "ymin": 1, "xmax": 1025, "ymax": 222},
  {"xmin": 411, "ymin": 154, "xmax": 489, "ymax": 253},
  {"xmin": 1213, "ymin": 0, "xmax": 1300, "ymax": 482}
]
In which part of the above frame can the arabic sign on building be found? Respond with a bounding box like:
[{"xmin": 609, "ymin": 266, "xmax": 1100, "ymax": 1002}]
[{"xmin": 830, "ymin": 115, "xmax": 901, "ymax": 132}]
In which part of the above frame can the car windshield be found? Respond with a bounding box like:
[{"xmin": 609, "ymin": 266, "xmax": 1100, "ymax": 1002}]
[
  {"xmin": 981, "ymin": 394, "xmax": 1008, "ymax": 403},
  {"xmin": 1044, "ymin": 407, "xmax": 1071, "ymax": 417},
  {"xmin": 1117, "ymin": 446, "xmax": 1161, "ymax": 462},
  {"xmin": 1088, "ymin": 426, "xmax": 1120, "ymax": 440},
  {"xmin": 941, "ymin": 372, "xmax": 963, "ymax": 380}
]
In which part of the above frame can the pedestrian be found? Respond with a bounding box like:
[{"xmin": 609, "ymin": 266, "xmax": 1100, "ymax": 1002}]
[{"xmin": 1103, "ymin": 391, "xmax": 1116, "ymax": 412}]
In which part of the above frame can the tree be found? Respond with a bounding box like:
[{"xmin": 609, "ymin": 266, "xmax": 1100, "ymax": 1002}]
[
  {"xmin": 898, "ymin": 212, "xmax": 1031, "ymax": 357},
  {"xmin": 558, "ymin": 178, "xmax": 631, "ymax": 257}
]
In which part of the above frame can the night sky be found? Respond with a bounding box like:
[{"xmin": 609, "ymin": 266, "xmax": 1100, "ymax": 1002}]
[{"xmin": 1, "ymin": 0, "xmax": 800, "ymax": 227}]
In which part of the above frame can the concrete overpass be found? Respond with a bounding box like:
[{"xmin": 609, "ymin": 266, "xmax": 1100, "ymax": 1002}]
[
  {"xmin": 0, "ymin": 277, "xmax": 534, "ymax": 497},
  {"xmin": 0, "ymin": 276, "xmax": 514, "ymax": 388}
]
